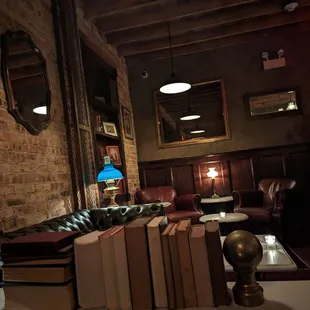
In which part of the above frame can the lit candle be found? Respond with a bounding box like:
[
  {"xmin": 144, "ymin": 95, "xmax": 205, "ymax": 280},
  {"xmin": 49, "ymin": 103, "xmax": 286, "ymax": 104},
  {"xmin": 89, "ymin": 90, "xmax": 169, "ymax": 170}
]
[
  {"xmin": 220, "ymin": 212, "xmax": 226, "ymax": 218},
  {"xmin": 264, "ymin": 235, "xmax": 276, "ymax": 246}
]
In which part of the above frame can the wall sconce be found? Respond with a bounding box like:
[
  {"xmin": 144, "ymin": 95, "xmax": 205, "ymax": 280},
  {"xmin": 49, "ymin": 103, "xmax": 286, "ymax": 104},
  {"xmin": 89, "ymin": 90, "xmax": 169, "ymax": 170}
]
[
  {"xmin": 262, "ymin": 49, "xmax": 286, "ymax": 70},
  {"xmin": 207, "ymin": 167, "xmax": 219, "ymax": 199}
]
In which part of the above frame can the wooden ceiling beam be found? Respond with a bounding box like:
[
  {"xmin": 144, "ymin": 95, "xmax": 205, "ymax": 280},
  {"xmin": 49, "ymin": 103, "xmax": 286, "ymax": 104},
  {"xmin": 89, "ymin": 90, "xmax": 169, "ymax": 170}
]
[
  {"xmin": 107, "ymin": 0, "xmax": 288, "ymax": 45},
  {"xmin": 119, "ymin": 8, "xmax": 310, "ymax": 56},
  {"xmin": 126, "ymin": 21, "xmax": 310, "ymax": 62},
  {"xmin": 84, "ymin": 0, "xmax": 160, "ymax": 19},
  {"xmin": 95, "ymin": 0, "xmax": 257, "ymax": 33}
]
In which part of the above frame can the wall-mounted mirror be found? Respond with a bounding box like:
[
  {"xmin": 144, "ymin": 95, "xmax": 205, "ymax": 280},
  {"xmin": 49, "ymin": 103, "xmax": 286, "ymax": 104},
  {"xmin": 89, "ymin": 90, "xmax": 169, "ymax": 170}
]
[
  {"xmin": 245, "ymin": 89, "xmax": 300, "ymax": 118},
  {"xmin": 1, "ymin": 30, "xmax": 50, "ymax": 135},
  {"xmin": 154, "ymin": 80, "xmax": 230, "ymax": 148}
]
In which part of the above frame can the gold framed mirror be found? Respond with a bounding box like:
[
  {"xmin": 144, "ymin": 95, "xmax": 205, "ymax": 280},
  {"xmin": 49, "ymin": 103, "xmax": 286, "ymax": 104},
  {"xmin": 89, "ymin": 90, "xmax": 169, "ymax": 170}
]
[{"xmin": 154, "ymin": 79, "xmax": 230, "ymax": 148}]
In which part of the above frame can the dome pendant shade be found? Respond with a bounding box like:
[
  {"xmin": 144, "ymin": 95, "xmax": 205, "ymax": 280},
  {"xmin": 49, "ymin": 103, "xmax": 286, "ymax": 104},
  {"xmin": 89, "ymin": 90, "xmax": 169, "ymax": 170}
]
[
  {"xmin": 180, "ymin": 107, "xmax": 200, "ymax": 121},
  {"xmin": 160, "ymin": 71, "xmax": 191, "ymax": 94},
  {"xmin": 190, "ymin": 124, "xmax": 205, "ymax": 133},
  {"xmin": 33, "ymin": 105, "xmax": 47, "ymax": 115}
]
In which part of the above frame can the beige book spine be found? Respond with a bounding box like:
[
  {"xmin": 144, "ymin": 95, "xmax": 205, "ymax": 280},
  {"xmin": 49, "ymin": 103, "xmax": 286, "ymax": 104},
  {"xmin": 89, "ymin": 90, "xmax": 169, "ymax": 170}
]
[
  {"xmin": 74, "ymin": 231, "xmax": 106, "ymax": 309},
  {"xmin": 112, "ymin": 230, "xmax": 132, "ymax": 310},
  {"xmin": 148, "ymin": 218, "xmax": 168, "ymax": 308}
]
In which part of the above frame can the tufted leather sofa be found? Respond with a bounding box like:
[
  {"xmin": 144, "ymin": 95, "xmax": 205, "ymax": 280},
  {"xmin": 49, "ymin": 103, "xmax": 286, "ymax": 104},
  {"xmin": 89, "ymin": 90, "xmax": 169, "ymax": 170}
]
[{"xmin": 0, "ymin": 204, "xmax": 165, "ymax": 242}]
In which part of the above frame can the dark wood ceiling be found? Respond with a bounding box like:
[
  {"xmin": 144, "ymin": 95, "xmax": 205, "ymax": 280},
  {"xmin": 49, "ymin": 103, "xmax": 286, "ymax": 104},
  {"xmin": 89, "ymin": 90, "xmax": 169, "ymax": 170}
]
[{"xmin": 82, "ymin": 0, "xmax": 310, "ymax": 61}]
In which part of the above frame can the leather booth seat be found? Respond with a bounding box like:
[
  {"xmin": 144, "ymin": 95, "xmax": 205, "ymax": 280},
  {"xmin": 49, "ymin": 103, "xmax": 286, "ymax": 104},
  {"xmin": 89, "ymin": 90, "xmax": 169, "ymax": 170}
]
[
  {"xmin": 0, "ymin": 204, "xmax": 165, "ymax": 242},
  {"xmin": 134, "ymin": 186, "xmax": 202, "ymax": 223}
]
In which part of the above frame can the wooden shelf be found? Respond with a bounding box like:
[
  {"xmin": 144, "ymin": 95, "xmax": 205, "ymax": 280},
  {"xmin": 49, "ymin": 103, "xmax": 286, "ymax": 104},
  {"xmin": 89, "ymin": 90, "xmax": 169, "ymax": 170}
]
[
  {"xmin": 92, "ymin": 96, "xmax": 118, "ymax": 115},
  {"xmin": 95, "ymin": 131, "xmax": 120, "ymax": 141}
]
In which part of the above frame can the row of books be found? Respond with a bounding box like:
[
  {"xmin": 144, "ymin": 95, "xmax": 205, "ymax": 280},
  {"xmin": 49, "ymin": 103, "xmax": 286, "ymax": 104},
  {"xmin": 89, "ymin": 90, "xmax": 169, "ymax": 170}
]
[{"xmin": 76, "ymin": 216, "xmax": 230, "ymax": 310}]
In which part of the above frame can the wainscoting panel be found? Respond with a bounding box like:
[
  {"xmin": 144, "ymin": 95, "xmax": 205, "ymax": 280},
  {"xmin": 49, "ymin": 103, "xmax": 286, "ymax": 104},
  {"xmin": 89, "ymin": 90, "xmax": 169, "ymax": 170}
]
[
  {"xmin": 229, "ymin": 158, "xmax": 254, "ymax": 191},
  {"xmin": 171, "ymin": 165, "xmax": 195, "ymax": 195},
  {"xmin": 138, "ymin": 144, "xmax": 310, "ymax": 197},
  {"xmin": 257, "ymin": 154, "xmax": 285, "ymax": 179}
]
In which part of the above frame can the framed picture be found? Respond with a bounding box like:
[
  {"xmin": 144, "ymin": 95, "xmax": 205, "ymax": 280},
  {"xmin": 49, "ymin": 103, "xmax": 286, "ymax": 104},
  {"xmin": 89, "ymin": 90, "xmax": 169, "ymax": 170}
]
[
  {"xmin": 98, "ymin": 146, "xmax": 106, "ymax": 165},
  {"xmin": 122, "ymin": 106, "xmax": 134, "ymax": 140},
  {"xmin": 106, "ymin": 145, "xmax": 122, "ymax": 166},
  {"xmin": 102, "ymin": 122, "xmax": 118, "ymax": 137}
]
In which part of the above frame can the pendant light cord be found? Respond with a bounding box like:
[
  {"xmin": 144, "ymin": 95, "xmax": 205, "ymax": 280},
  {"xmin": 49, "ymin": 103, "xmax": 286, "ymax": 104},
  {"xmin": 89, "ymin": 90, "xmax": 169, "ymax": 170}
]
[{"xmin": 167, "ymin": 21, "xmax": 175, "ymax": 73}]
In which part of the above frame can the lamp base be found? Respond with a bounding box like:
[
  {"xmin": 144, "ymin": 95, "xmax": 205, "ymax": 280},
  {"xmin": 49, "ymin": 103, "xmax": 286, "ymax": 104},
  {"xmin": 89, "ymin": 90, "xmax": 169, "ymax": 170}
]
[
  {"xmin": 104, "ymin": 186, "xmax": 119, "ymax": 206},
  {"xmin": 211, "ymin": 193, "xmax": 220, "ymax": 199}
]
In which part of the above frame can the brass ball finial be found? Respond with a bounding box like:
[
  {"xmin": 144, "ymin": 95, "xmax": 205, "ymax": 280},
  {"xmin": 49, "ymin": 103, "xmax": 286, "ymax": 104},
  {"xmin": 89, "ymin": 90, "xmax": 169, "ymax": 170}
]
[{"xmin": 223, "ymin": 230, "xmax": 264, "ymax": 307}]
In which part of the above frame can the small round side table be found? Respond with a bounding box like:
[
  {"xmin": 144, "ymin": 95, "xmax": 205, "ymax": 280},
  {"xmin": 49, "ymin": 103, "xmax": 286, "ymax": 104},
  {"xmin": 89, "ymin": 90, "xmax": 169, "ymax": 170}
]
[
  {"xmin": 199, "ymin": 212, "xmax": 249, "ymax": 224},
  {"xmin": 201, "ymin": 196, "xmax": 234, "ymax": 214}
]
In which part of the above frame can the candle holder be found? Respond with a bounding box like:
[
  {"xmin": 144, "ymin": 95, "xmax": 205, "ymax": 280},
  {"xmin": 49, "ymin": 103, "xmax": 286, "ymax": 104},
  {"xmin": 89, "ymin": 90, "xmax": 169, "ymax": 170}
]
[
  {"xmin": 220, "ymin": 212, "xmax": 226, "ymax": 218},
  {"xmin": 264, "ymin": 235, "xmax": 276, "ymax": 247}
]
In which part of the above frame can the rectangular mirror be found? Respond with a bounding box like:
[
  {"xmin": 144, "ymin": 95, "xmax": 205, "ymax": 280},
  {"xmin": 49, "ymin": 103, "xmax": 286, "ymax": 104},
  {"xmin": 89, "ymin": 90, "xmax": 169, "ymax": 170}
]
[
  {"xmin": 154, "ymin": 80, "xmax": 230, "ymax": 148},
  {"xmin": 247, "ymin": 89, "xmax": 299, "ymax": 117}
]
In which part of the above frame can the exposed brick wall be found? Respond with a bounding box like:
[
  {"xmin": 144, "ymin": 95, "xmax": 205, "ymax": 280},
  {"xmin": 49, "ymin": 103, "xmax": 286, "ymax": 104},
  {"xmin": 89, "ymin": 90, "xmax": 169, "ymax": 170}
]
[
  {"xmin": 0, "ymin": 0, "xmax": 74, "ymax": 232},
  {"xmin": 76, "ymin": 5, "xmax": 140, "ymax": 200}
]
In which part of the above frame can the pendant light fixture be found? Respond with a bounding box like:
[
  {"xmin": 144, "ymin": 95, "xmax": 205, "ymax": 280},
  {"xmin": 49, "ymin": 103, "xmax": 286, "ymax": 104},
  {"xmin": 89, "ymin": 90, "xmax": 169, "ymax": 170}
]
[
  {"xmin": 180, "ymin": 92, "xmax": 200, "ymax": 121},
  {"xmin": 33, "ymin": 102, "xmax": 47, "ymax": 115},
  {"xmin": 159, "ymin": 22, "xmax": 191, "ymax": 94},
  {"xmin": 190, "ymin": 124, "xmax": 205, "ymax": 134}
]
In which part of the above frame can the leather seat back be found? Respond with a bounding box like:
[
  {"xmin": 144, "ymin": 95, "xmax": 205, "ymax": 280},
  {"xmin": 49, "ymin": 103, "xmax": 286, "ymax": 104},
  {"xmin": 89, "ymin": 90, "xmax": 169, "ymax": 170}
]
[
  {"xmin": 135, "ymin": 186, "xmax": 177, "ymax": 212},
  {"xmin": 258, "ymin": 178, "xmax": 296, "ymax": 209},
  {"xmin": 2, "ymin": 204, "xmax": 165, "ymax": 241}
]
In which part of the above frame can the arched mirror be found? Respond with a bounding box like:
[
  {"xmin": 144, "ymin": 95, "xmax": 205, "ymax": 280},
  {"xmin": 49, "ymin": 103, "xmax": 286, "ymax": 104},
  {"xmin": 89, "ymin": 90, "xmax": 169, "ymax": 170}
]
[{"xmin": 1, "ymin": 30, "xmax": 50, "ymax": 135}]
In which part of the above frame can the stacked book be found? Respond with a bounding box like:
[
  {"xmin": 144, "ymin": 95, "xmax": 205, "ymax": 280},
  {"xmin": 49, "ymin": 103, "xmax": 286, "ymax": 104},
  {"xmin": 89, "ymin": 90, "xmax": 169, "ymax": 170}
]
[
  {"xmin": 77, "ymin": 216, "xmax": 230, "ymax": 310},
  {"xmin": 1, "ymin": 231, "xmax": 80, "ymax": 310}
]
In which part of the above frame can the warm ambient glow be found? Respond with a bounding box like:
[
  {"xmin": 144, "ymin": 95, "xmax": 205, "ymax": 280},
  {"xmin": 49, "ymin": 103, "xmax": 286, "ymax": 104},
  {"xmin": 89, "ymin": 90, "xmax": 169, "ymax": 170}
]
[
  {"xmin": 190, "ymin": 128, "xmax": 205, "ymax": 134},
  {"xmin": 160, "ymin": 81, "xmax": 191, "ymax": 94},
  {"xmin": 286, "ymin": 102, "xmax": 297, "ymax": 110},
  {"xmin": 265, "ymin": 235, "xmax": 276, "ymax": 246},
  {"xmin": 220, "ymin": 212, "xmax": 226, "ymax": 218},
  {"xmin": 207, "ymin": 167, "xmax": 218, "ymax": 179},
  {"xmin": 180, "ymin": 113, "xmax": 201, "ymax": 121},
  {"xmin": 33, "ymin": 106, "xmax": 47, "ymax": 115}
]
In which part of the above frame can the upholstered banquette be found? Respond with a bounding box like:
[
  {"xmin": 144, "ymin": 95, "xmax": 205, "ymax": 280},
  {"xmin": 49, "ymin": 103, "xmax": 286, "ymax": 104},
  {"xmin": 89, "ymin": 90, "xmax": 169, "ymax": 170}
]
[{"xmin": 0, "ymin": 204, "xmax": 165, "ymax": 241}]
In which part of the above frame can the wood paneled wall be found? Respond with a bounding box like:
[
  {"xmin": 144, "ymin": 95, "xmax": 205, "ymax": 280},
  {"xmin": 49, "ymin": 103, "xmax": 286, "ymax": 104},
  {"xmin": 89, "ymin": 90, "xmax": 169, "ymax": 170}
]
[{"xmin": 139, "ymin": 144, "xmax": 310, "ymax": 197}]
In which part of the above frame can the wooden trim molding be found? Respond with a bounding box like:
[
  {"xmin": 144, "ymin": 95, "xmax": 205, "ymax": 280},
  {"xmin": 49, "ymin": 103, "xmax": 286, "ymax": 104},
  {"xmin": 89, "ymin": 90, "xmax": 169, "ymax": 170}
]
[
  {"xmin": 52, "ymin": 0, "xmax": 99, "ymax": 209},
  {"xmin": 138, "ymin": 143, "xmax": 310, "ymax": 197}
]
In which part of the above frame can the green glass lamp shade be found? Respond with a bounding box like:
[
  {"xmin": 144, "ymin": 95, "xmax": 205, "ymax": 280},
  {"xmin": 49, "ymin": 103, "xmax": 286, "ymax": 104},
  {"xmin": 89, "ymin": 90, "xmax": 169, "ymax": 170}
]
[{"xmin": 97, "ymin": 157, "xmax": 123, "ymax": 182}]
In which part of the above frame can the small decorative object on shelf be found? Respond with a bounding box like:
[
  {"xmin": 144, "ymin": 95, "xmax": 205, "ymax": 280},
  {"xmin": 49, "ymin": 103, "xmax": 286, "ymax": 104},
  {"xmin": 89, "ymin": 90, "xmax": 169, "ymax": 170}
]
[
  {"xmin": 223, "ymin": 230, "xmax": 264, "ymax": 307},
  {"xmin": 102, "ymin": 121, "xmax": 118, "ymax": 137},
  {"xmin": 97, "ymin": 156, "xmax": 123, "ymax": 206},
  {"xmin": 96, "ymin": 115, "xmax": 103, "ymax": 132},
  {"xmin": 207, "ymin": 167, "xmax": 219, "ymax": 199},
  {"xmin": 122, "ymin": 106, "xmax": 134, "ymax": 140},
  {"xmin": 94, "ymin": 96, "xmax": 106, "ymax": 104},
  {"xmin": 106, "ymin": 145, "xmax": 122, "ymax": 166}
]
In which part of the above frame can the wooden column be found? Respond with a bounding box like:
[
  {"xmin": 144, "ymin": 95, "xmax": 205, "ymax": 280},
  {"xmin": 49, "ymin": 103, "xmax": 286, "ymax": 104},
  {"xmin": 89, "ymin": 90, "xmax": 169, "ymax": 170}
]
[{"xmin": 52, "ymin": 0, "xmax": 99, "ymax": 209}]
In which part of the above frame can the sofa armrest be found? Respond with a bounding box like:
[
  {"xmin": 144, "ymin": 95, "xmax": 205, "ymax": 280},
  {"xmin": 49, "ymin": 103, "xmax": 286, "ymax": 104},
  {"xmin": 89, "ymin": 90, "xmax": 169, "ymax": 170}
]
[
  {"xmin": 233, "ymin": 190, "xmax": 263, "ymax": 209},
  {"xmin": 175, "ymin": 194, "xmax": 202, "ymax": 213}
]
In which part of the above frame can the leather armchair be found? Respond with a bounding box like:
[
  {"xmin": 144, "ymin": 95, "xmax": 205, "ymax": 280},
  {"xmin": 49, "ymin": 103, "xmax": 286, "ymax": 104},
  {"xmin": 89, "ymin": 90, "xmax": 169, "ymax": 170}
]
[
  {"xmin": 134, "ymin": 186, "xmax": 202, "ymax": 223},
  {"xmin": 233, "ymin": 178, "xmax": 296, "ymax": 233}
]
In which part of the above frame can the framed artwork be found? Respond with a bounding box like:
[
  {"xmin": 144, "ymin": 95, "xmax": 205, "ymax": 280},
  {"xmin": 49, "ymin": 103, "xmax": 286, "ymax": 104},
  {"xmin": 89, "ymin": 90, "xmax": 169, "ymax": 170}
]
[
  {"xmin": 102, "ymin": 122, "xmax": 118, "ymax": 137},
  {"xmin": 98, "ymin": 146, "xmax": 106, "ymax": 165},
  {"xmin": 122, "ymin": 106, "xmax": 134, "ymax": 140},
  {"xmin": 106, "ymin": 145, "xmax": 122, "ymax": 166},
  {"xmin": 244, "ymin": 88, "xmax": 301, "ymax": 119}
]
